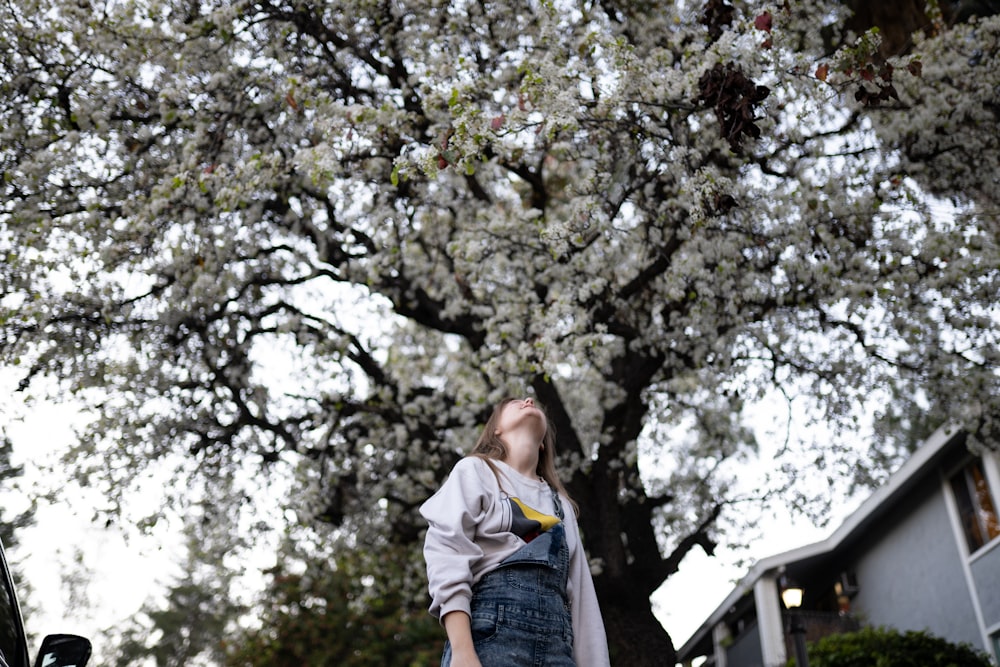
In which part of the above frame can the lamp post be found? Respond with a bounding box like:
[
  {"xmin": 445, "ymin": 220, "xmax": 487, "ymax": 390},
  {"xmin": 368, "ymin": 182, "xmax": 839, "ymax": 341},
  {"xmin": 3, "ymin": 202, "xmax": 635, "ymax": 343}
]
[{"xmin": 781, "ymin": 583, "xmax": 810, "ymax": 667}]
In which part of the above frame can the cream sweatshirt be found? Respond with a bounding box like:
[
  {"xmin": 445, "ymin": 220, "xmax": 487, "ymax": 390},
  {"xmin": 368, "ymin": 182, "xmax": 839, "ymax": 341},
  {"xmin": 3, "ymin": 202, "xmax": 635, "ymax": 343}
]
[{"xmin": 420, "ymin": 456, "xmax": 611, "ymax": 667}]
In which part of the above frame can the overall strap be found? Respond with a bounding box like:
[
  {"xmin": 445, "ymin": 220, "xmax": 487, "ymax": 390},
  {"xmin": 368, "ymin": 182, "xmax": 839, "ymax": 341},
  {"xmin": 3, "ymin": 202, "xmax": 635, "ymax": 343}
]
[{"xmin": 549, "ymin": 485, "xmax": 565, "ymax": 520}]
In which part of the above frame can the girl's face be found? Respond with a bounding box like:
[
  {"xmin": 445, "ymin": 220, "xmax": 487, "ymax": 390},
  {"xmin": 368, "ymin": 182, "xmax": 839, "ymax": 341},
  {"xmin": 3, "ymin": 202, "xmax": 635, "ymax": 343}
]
[{"xmin": 495, "ymin": 397, "xmax": 547, "ymax": 441}]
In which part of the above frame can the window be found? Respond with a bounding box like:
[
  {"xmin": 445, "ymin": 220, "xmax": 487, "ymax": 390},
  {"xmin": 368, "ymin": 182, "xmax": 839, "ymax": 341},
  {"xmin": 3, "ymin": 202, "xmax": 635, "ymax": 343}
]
[{"xmin": 950, "ymin": 458, "xmax": 1000, "ymax": 553}]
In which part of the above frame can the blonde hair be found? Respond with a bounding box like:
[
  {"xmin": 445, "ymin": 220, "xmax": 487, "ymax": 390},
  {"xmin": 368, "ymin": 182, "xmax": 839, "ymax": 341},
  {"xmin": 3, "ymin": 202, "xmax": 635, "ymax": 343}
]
[{"xmin": 469, "ymin": 397, "xmax": 578, "ymax": 516}]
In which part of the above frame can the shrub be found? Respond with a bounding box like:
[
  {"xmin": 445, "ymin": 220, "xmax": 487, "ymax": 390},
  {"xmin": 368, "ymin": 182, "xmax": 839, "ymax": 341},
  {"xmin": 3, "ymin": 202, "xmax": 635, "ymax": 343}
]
[{"xmin": 803, "ymin": 626, "xmax": 992, "ymax": 667}]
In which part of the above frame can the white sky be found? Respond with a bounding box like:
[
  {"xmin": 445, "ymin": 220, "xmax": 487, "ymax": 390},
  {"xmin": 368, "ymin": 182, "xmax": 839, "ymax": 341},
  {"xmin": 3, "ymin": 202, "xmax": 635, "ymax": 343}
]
[{"xmin": 1, "ymin": 384, "xmax": 179, "ymax": 654}]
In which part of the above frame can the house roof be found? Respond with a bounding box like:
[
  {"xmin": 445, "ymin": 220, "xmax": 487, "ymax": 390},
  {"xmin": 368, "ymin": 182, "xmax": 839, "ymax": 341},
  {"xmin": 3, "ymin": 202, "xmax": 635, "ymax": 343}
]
[{"xmin": 675, "ymin": 422, "xmax": 965, "ymax": 663}]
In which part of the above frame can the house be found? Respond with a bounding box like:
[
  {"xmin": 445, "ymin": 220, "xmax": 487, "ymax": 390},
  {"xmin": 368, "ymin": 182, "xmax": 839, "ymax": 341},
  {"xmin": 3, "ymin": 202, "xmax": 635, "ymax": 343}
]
[{"xmin": 676, "ymin": 422, "xmax": 1000, "ymax": 667}]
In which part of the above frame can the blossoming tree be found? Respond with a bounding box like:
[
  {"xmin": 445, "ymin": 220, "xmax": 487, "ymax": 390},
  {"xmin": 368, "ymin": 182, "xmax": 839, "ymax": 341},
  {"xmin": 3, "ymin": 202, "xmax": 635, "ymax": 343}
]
[{"xmin": 2, "ymin": 0, "xmax": 998, "ymax": 663}]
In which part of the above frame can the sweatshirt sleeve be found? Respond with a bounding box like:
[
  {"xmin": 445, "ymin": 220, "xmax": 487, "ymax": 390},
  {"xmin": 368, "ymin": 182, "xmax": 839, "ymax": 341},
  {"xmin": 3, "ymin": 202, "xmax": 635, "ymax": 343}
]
[
  {"xmin": 419, "ymin": 457, "xmax": 492, "ymax": 621},
  {"xmin": 564, "ymin": 501, "xmax": 611, "ymax": 667}
]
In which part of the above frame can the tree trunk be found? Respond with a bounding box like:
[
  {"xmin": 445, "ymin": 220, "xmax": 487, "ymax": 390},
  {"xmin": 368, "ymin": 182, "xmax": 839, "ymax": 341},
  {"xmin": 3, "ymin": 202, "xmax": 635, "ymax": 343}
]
[
  {"xmin": 843, "ymin": 0, "xmax": 934, "ymax": 57},
  {"xmin": 601, "ymin": 592, "xmax": 676, "ymax": 666}
]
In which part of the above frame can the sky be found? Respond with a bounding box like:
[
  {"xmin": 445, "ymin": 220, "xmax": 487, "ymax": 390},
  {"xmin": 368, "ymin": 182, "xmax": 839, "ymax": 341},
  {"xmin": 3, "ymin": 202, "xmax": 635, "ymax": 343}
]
[
  {"xmin": 3, "ymin": 376, "xmax": 862, "ymax": 664},
  {"xmin": 3, "ymin": 388, "xmax": 174, "ymax": 652}
]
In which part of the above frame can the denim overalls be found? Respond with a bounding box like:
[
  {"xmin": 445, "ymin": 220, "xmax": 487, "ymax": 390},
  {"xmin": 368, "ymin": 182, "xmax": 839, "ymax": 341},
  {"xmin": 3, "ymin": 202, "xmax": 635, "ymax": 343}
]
[{"xmin": 441, "ymin": 486, "xmax": 575, "ymax": 667}]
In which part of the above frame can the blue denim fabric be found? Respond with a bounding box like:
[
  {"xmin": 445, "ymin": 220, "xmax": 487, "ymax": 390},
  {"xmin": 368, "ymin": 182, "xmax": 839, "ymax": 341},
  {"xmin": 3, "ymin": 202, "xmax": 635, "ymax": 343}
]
[{"xmin": 442, "ymin": 492, "xmax": 575, "ymax": 667}]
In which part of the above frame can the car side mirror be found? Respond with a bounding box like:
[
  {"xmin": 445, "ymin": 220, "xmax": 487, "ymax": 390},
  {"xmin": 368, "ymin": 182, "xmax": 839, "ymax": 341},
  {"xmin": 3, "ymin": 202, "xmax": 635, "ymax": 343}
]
[{"xmin": 33, "ymin": 635, "xmax": 91, "ymax": 667}]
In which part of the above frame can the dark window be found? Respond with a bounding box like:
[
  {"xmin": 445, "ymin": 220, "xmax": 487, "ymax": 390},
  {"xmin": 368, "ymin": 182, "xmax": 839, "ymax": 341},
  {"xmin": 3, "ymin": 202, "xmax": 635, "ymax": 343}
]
[{"xmin": 951, "ymin": 458, "xmax": 1000, "ymax": 553}]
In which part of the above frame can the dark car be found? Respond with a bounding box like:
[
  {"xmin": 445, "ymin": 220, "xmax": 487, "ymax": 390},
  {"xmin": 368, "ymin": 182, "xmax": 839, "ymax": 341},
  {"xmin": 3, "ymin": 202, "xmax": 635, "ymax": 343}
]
[{"xmin": 0, "ymin": 539, "xmax": 91, "ymax": 667}]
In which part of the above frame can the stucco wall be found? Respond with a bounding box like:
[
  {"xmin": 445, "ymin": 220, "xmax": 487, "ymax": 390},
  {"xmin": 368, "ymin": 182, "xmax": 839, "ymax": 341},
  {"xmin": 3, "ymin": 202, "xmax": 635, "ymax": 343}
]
[
  {"xmin": 849, "ymin": 474, "xmax": 984, "ymax": 650},
  {"xmin": 970, "ymin": 541, "xmax": 1000, "ymax": 630}
]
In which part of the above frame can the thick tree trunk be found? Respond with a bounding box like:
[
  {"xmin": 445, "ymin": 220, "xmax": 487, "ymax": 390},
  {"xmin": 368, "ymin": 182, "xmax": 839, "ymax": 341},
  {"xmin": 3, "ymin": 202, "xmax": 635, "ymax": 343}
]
[
  {"xmin": 844, "ymin": 0, "xmax": 932, "ymax": 57},
  {"xmin": 841, "ymin": 0, "xmax": 1000, "ymax": 57},
  {"xmin": 601, "ymin": 592, "xmax": 676, "ymax": 666}
]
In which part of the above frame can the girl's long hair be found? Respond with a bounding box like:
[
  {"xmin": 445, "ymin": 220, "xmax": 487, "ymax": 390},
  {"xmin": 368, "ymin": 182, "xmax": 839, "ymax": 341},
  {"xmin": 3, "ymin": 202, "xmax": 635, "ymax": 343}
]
[{"xmin": 469, "ymin": 397, "xmax": 578, "ymax": 516}]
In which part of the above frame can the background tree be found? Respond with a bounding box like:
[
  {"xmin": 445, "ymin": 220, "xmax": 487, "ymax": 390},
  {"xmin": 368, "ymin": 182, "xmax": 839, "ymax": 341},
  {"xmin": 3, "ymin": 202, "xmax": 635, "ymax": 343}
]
[
  {"xmin": 0, "ymin": 435, "xmax": 32, "ymax": 551},
  {"xmin": 224, "ymin": 540, "xmax": 443, "ymax": 667},
  {"xmin": 0, "ymin": 432, "xmax": 35, "ymax": 652},
  {"xmin": 109, "ymin": 502, "xmax": 248, "ymax": 667},
  {"xmin": 2, "ymin": 1, "xmax": 999, "ymax": 664}
]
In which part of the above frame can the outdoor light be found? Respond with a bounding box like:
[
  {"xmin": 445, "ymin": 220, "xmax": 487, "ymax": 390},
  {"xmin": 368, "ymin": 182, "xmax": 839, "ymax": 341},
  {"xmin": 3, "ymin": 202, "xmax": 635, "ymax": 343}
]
[
  {"xmin": 781, "ymin": 585, "xmax": 804, "ymax": 609},
  {"xmin": 780, "ymin": 577, "xmax": 809, "ymax": 667}
]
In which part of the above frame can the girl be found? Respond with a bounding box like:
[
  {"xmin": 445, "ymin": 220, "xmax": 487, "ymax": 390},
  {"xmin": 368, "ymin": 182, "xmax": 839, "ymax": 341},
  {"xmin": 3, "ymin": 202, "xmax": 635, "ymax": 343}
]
[{"xmin": 421, "ymin": 397, "xmax": 611, "ymax": 667}]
